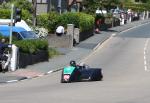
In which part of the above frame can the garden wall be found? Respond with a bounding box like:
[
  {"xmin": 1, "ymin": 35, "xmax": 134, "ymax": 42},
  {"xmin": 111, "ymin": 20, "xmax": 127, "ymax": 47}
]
[{"xmin": 18, "ymin": 50, "xmax": 49, "ymax": 68}]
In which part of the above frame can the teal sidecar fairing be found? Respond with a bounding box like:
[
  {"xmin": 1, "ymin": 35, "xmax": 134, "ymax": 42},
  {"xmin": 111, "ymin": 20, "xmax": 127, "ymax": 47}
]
[
  {"xmin": 61, "ymin": 66, "xmax": 81, "ymax": 83},
  {"xmin": 63, "ymin": 66, "xmax": 75, "ymax": 75}
]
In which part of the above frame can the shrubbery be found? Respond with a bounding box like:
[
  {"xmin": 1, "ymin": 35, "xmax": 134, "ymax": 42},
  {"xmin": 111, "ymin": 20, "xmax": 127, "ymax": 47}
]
[
  {"xmin": 0, "ymin": 9, "xmax": 31, "ymax": 21},
  {"xmin": 78, "ymin": 13, "xmax": 94, "ymax": 32},
  {"xmin": 0, "ymin": 8, "xmax": 94, "ymax": 34},
  {"xmin": 0, "ymin": 35, "xmax": 57, "ymax": 58},
  {"xmin": 13, "ymin": 39, "xmax": 48, "ymax": 54},
  {"xmin": 37, "ymin": 12, "xmax": 59, "ymax": 33},
  {"xmin": 37, "ymin": 12, "xmax": 94, "ymax": 33},
  {"xmin": 0, "ymin": 36, "xmax": 48, "ymax": 55},
  {"xmin": 57, "ymin": 12, "xmax": 80, "ymax": 28}
]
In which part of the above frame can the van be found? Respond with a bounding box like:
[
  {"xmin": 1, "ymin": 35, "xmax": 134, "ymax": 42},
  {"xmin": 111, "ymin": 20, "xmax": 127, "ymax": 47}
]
[
  {"xmin": 0, "ymin": 25, "xmax": 38, "ymax": 40},
  {"xmin": 0, "ymin": 19, "xmax": 31, "ymax": 31}
]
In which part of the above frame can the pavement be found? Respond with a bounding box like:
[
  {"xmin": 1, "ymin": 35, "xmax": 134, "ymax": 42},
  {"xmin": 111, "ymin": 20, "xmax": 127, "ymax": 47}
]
[{"xmin": 1, "ymin": 19, "xmax": 150, "ymax": 83}]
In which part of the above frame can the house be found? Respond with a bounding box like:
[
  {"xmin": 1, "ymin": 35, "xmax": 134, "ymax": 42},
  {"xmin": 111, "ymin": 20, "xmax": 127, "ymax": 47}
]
[{"xmin": 28, "ymin": 0, "xmax": 83, "ymax": 14}]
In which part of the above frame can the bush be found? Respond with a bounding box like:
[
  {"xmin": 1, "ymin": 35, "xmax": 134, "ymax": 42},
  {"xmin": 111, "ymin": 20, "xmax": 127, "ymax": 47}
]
[
  {"xmin": 1, "ymin": 36, "xmax": 60, "ymax": 58},
  {"xmin": 47, "ymin": 12, "xmax": 59, "ymax": 33},
  {"xmin": 37, "ymin": 13, "xmax": 49, "ymax": 29},
  {"xmin": 78, "ymin": 13, "xmax": 94, "ymax": 32},
  {"xmin": 13, "ymin": 39, "xmax": 48, "ymax": 54},
  {"xmin": 31, "ymin": 27, "xmax": 48, "ymax": 38},
  {"xmin": 57, "ymin": 12, "xmax": 80, "ymax": 28},
  {"xmin": 37, "ymin": 12, "xmax": 94, "ymax": 33},
  {"xmin": 37, "ymin": 12, "xmax": 59, "ymax": 33},
  {"xmin": 57, "ymin": 12, "xmax": 94, "ymax": 32}
]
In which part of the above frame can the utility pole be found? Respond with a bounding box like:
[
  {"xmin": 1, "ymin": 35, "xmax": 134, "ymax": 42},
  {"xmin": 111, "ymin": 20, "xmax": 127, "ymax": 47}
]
[
  {"xmin": 32, "ymin": 0, "xmax": 37, "ymax": 26},
  {"xmin": 58, "ymin": 0, "xmax": 62, "ymax": 14},
  {"xmin": 9, "ymin": 4, "xmax": 14, "ymax": 44}
]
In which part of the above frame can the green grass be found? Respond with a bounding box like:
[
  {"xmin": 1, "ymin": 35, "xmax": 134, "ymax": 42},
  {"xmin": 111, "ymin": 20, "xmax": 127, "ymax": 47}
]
[{"xmin": 48, "ymin": 48, "xmax": 61, "ymax": 58}]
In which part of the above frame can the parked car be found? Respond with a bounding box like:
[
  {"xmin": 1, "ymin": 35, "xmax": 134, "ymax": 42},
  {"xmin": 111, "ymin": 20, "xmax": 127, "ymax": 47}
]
[
  {"xmin": 0, "ymin": 25, "xmax": 38, "ymax": 40},
  {"xmin": 0, "ymin": 19, "xmax": 32, "ymax": 31}
]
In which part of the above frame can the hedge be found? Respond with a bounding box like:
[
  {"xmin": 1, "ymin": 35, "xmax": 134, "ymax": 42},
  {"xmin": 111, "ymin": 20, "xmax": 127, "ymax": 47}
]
[
  {"xmin": 0, "ymin": 33, "xmax": 60, "ymax": 59},
  {"xmin": 0, "ymin": 35, "xmax": 48, "ymax": 55},
  {"xmin": 37, "ymin": 12, "xmax": 94, "ymax": 33},
  {"xmin": 78, "ymin": 13, "xmax": 94, "ymax": 32},
  {"xmin": 37, "ymin": 12, "xmax": 59, "ymax": 33},
  {"xmin": 13, "ymin": 39, "xmax": 48, "ymax": 54},
  {"xmin": 57, "ymin": 12, "xmax": 80, "ymax": 28}
]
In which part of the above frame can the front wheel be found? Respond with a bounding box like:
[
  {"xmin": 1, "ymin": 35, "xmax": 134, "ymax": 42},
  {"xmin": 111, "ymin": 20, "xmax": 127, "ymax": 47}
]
[{"xmin": 60, "ymin": 71, "xmax": 71, "ymax": 83}]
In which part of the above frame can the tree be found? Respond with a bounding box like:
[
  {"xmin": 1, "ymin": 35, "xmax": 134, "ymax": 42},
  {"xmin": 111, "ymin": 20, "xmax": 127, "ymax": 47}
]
[
  {"xmin": 10, "ymin": 0, "xmax": 32, "ymax": 13},
  {"xmin": 103, "ymin": 0, "xmax": 120, "ymax": 10},
  {"xmin": 82, "ymin": 0, "xmax": 101, "ymax": 14},
  {"xmin": 82, "ymin": 0, "xmax": 121, "ymax": 14}
]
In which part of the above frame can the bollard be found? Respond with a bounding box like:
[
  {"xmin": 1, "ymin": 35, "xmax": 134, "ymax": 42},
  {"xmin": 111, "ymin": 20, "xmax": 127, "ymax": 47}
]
[
  {"xmin": 67, "ymin": 24, "xmax": 74, "ymax": 48},
  {"xmin": 10, "ymin": 44, "xmax": 18, "ymax": 71}
]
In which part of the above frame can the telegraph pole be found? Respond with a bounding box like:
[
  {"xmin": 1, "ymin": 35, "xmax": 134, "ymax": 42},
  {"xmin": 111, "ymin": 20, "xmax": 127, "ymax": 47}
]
[
  {"xmin": 58, "ymin": 0, "xmax": 62, "ymax": 14},
  {"xmin": 9, "ymin": 4, "xmax": 14, "ymax": 44},
  {"xmin": 32, "ymin": 0, "xmax": 37, "ymax": 26}
]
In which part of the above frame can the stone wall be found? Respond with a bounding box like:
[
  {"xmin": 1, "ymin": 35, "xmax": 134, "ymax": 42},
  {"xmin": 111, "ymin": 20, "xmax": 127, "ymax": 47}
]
[{"xmin": 47, "ymin": 34, "xmax": 72, "ymax": 48}]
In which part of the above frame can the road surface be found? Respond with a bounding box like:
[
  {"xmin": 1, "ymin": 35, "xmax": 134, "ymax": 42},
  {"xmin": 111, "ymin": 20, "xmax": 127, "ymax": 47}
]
[{"xmin": 0, "ymin": 23, "xmax": 150, "ymax": 103}]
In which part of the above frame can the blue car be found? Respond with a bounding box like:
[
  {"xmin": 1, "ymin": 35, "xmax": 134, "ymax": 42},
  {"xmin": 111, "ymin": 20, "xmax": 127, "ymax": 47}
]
[{"xmin": 0, "ymin": 25, "xmax": 38, "ymax": 40}]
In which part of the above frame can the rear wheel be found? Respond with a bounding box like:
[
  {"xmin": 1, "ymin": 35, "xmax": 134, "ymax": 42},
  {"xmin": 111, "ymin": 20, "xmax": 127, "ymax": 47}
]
[{"xmin": 90, "ymin": 69, "xmax": 103, "ymax": 81}]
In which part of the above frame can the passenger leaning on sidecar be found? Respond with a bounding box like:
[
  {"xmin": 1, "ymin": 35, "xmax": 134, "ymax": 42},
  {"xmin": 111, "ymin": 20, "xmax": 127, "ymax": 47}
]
[{"xmin": 69, "ymin": 60, "xmax": 81, "ymax": 75}]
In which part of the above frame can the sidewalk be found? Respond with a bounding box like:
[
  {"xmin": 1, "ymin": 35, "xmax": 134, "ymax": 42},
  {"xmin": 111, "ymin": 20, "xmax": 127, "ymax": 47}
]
[{"xmin": 1, "ymin": 19, "xmax": 150, "ymax": 83}]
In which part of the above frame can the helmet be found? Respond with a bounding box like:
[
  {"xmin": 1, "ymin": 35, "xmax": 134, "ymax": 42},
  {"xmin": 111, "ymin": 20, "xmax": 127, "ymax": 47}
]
[{"xmin": 70, "ymin": 60, "xmax": 76, "ymax": 67}]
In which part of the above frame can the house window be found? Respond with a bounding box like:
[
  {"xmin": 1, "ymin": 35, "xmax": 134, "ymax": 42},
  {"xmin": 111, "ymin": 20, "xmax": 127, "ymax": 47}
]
[{"xmin": 37, "ymin": 0, "xmax": 48, "ymax": 4}]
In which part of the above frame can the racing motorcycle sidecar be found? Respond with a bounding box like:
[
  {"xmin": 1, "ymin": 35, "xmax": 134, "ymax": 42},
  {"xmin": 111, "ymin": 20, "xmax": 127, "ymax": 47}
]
[{"xmin": 61, "ymin": 65, "xmax": 103, "ymax": 83}]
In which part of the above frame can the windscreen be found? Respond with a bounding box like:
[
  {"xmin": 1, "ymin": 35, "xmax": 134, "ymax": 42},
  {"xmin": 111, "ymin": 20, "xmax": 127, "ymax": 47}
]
[{"xmin": 20, "ymin": 31, "xmax": 38, "ymax": 39}]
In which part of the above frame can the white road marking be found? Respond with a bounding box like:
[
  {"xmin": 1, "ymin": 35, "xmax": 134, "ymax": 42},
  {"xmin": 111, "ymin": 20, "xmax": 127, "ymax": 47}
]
[
  {"xmin": 47, "ymin": 70, "xmax": 53, "ymax": 74},
  {"xmin": 6, "ymin": 80, "xmax": 18, "ymax": 83},
  {"xmin": 112, "ymin": 33, "xmax": 116, "ymax": 36},
  {"xmin": 144, "ymin": 39, "xmax": 150, "ymax": 71}
]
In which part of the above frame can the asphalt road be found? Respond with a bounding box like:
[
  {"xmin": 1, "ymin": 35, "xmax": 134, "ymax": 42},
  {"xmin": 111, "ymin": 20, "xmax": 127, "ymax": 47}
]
[{"xmin": 0, "ymin": 23, "xmax": 150, "ymax": 103}]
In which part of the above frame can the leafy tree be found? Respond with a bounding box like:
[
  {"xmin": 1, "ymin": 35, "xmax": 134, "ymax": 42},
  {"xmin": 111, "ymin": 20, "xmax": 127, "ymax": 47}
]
[
  {"xmin": 0, "ymin": 0, "xmax": 32, "ymax": 13},
  {"xmin": 10, "ymin": 0, "xmax": 33, "ymax": 13},
  {"xmin": 82, "ymin": 0, "xmax": 122, "ymax": 14},
  {"xmin": 82, "ymin": 0, "xmax": 101, "ymax": 14},
  {"xmin": 0, "ymin": 0, "xmax": 32, "ymax": 23},
  {"xmin": 103, "ymin": 0, "xmax": 120, "ymax": 10}
]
